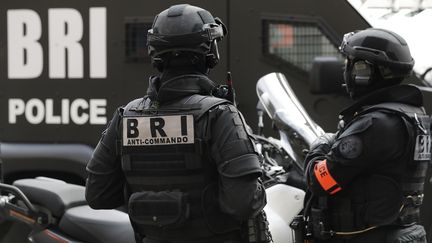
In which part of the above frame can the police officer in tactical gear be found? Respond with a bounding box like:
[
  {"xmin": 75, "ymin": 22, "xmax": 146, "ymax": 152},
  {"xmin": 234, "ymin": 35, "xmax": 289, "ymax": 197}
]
[
  {"xmin": 302, "ymin": 28, "xmax": 430, "ymax": 242},
  {"xmin": 85, "ymin": 4, "xmax": 267, "ymax": 243}
]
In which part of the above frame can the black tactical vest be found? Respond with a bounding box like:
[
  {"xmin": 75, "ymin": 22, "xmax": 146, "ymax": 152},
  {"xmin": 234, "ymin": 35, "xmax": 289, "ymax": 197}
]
[
  {"xmin": 310, "ymin": 102, "xmax": 431, "ymax": 239},
  {"xmin": 120, "ymin": 94, "xmax": 242, "ymax": 240},
  {"xmin": 358, "ymin": 103, "xmax": 431, "ymax": 225}
]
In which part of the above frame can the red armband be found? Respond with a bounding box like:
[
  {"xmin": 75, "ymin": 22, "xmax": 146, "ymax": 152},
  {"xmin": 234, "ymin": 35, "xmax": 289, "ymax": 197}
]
[{"xmin": 313, "ymin": 159, "xmax": 342, "ymax": 195}]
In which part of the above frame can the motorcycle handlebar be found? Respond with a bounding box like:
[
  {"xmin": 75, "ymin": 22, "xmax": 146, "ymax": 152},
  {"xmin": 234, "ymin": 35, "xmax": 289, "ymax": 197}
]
[{"xmin": 0, "ymin": 183, "xmax": 38, "ymax": 213}]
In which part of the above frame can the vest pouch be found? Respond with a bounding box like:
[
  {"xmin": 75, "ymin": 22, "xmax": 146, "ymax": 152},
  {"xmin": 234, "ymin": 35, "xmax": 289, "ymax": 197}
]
[
  {"xmin": 128, "ymin": 191, "xmax": 189, "ymax": 228},
  {"xmin": 310, "ymin": 206, "xmax": 332, "ymax": 240},
  {"xmin": 352, "ymin": 175, "xmax": 404, "ymax": 227},
  {"xmin": 202, "ymin": 184, "xmax": 241, "ymax": 234}
]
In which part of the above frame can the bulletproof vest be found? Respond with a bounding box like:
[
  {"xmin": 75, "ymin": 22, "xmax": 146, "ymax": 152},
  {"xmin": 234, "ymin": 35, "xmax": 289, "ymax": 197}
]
[
  {"xmin": 120, "ymin": 94, "xmax": 242, "ymax": 240},
  {"xmin": 310, "ymin": 102, "xmax": 431, "ymax": 238},
  {"xmin": 359, "ymin": 102, "xmax": 430, "ymax": 225}
]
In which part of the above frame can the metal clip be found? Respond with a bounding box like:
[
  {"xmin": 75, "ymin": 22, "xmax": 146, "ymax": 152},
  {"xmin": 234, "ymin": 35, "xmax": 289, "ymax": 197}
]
[
  {"xmin": 414, "ymin": 113, "xmax": 427, "ymax": 135},
  {"xmin": 406, "ymin": 194, "xmax": 424, "ymax": 207}
]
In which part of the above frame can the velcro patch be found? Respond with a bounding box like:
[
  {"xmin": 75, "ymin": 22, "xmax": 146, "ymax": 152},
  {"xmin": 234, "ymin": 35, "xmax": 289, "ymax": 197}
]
[
  {"xmin": 122, "ymin": 115, "xmax": 194, "ymax": 146},
  {"xmin": 414, "ymin": 135, "xmax": 431, "ymax": 161},
  {"xmin": 338, "ymin": 135, "xmax": 362, "ymax": 159}
]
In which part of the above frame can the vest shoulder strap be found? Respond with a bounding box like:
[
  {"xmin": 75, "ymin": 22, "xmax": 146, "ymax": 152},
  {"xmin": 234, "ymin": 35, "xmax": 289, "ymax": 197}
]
[
  {"xmin": 122, "ymin": 94, "xmax": 230, "ymax": 119},
  {"xmin": 180, "ymin": 94, "xmax": 231, "ymax": 120},
  {"xmin": 123, "ymin": 97, "xmax": 149, "ymax": 116},
  {"xmin": 367, "ymin": 102, "xmax": 426, "ymax": 116},
  {"xmin": 357, "ymin": 102, "xmax": 427, "ymax": 127}
]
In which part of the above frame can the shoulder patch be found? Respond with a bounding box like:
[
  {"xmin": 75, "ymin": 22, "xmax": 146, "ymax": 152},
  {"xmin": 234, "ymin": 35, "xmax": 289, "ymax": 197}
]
[{"xmin": 338, "ymin": 135, "xmax": 363, "ymax": 159}]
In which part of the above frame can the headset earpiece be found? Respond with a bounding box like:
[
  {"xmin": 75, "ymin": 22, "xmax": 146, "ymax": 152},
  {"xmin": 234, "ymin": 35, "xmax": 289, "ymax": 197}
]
[{"xmin": 352, "ymin": 60, "xmax": 373, "ymax": 86}]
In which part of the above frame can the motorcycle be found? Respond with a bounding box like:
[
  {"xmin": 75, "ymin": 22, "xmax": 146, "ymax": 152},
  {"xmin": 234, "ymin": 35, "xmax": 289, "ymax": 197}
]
[
  {"xmin": 0, "ymin": 176, "xmax": 136, "ymax": 243},
  {"xmin": 0, "ymin": 72, "xmax": 322, "ymax": 243},
  {"xmin": 255, "ymin": 72, "xmax": 324, "ymax": 243}
]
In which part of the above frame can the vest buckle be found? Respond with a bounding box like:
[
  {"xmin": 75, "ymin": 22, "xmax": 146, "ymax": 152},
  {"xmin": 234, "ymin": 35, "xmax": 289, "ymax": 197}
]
[{"xmin": 405, "ymin": 194, "xmax": 424, "ymax": 207}]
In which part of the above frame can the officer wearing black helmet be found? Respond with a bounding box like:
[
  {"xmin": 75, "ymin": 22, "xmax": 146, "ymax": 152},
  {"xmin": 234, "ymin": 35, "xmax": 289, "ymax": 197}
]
[
  {"xmin": 302, "ymin": 28, "xmax": 430, "ymax": 242},
  {"xmin": 85, "ymin": 4, "xmax": 267, "ymax": 243}
]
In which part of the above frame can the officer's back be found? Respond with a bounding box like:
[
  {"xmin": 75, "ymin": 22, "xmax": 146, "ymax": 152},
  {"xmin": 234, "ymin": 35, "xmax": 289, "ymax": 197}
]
[{"xmin": 85, "ymin": 4, "xmax": 267, "ymax": 243}]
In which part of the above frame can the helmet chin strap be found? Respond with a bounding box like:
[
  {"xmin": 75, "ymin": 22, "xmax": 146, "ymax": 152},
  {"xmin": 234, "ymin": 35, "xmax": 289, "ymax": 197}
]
[
  {"xmin": 343, "ymin": 61, "xmax": 356, "ymax": 98},
  {"xmin": 342, "ymin": 83, "xmax": 357, "ymax": 99}
]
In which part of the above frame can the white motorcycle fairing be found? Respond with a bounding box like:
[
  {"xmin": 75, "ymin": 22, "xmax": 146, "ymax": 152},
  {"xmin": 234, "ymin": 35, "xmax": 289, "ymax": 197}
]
[
  {"xmin": 257, "ymin": 72, "xmax": 324, "ymax": 243},
  {"xmin": 264, "ymin": 184, "xmax": 305, "ymax": 243}
]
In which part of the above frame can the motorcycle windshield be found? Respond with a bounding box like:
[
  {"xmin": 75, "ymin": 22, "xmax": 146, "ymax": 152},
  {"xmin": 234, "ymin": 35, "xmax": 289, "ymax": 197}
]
[{"xmin": 256, "ymin": 72, "xmax": 324, "ymax": 163}]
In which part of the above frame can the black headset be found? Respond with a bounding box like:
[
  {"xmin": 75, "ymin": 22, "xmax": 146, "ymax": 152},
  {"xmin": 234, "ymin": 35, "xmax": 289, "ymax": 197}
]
[
  {"xmin": 343, "ymin": 58, "xmax": 375, "ymax": 98},
  {"xmin": 351, "ymin": 60, "xmax": 373, "ymax": 86}
]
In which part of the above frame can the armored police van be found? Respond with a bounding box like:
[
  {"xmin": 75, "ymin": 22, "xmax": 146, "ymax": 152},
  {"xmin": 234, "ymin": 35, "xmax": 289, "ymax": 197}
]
[
  {"xmin": 0, "ymin": 0, "xmax": 369, "ymax": 182},
  {"xmin": 0, "ymin": 0, "xmax": 431, "ymax": 240}
]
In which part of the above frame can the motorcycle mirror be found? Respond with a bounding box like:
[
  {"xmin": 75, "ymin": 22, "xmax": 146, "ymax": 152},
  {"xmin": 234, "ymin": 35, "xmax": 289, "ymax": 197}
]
[{"xmin": 309, "ymin": 56, "xmax": 345, "ymax": 94}]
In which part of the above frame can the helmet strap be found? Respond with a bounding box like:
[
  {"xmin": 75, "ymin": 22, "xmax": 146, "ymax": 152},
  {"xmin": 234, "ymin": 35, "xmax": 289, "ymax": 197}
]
[
  {"xmin": 206, "ymin": 40, "xmax": 220, "ymax": 69},
  {"xmin": 152, "ymin": 57, "xmax": 164, "ymax": 72}
]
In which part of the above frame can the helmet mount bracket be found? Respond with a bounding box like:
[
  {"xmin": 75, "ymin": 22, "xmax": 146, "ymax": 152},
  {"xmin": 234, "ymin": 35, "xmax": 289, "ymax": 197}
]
[{"xmin": 147, "ymin": 4, "xmax": 227, "ymax": 72}]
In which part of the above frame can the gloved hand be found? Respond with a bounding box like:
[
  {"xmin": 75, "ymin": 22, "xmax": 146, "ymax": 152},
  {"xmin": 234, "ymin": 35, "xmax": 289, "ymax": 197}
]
[{"xmin": 309, "ymin": 133, "xmax": 336, "ymax": 155}]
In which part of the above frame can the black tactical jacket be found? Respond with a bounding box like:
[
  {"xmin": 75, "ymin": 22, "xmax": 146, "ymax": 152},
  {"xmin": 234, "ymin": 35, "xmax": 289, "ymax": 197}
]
[
  {"xmin": 85, "ymin": 71, "xmax": 266, "ymax": 239},
  {"xmin": 305, "ymin": 84, "xmax": 430, "ymax": 232}
]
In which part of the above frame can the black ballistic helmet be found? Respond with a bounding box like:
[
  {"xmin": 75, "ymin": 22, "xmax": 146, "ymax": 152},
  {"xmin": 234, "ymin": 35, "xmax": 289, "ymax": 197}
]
[
  {"xmin": 147, "ymin": 4, "xmax": 227, "ymax": 72},
  {"xmin": 339, "ymin": 28, "xmax": 415, "ymax": 98}
]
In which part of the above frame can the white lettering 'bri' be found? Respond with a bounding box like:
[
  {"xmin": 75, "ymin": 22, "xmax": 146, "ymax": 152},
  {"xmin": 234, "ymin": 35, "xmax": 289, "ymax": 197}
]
[
  {"xmin": 123, "ymin": 115, "xmax": 194, "ymax": 146},
  {"xmin": 414, "ymin": 134, "xmax": 432, "ymax": 161}
]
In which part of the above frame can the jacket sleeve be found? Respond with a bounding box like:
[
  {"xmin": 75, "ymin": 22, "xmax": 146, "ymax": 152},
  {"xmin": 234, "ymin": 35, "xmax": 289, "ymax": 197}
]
[
  {"xmin": 209, "ymin": 104, "xmax": 266, "ymax": 220},
  {"xmin": 85, "ymin": 108, "xmax": 125, "ymax": 209},
  {"xmin": 305, "ymin": 111, "xmax": 408, "ymax": 196}
]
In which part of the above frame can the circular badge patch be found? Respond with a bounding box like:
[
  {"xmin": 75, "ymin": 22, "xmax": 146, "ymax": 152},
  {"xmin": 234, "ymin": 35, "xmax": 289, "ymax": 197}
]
[{"xmin": 338, "ymin": 135, "xmax": 363, "ymax": 159}]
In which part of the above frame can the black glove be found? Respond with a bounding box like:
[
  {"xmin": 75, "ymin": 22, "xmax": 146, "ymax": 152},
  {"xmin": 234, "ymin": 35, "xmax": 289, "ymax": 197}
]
[{"xmin": 309, "ymin": 133, "xmax": 336, "ymax": 155}]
